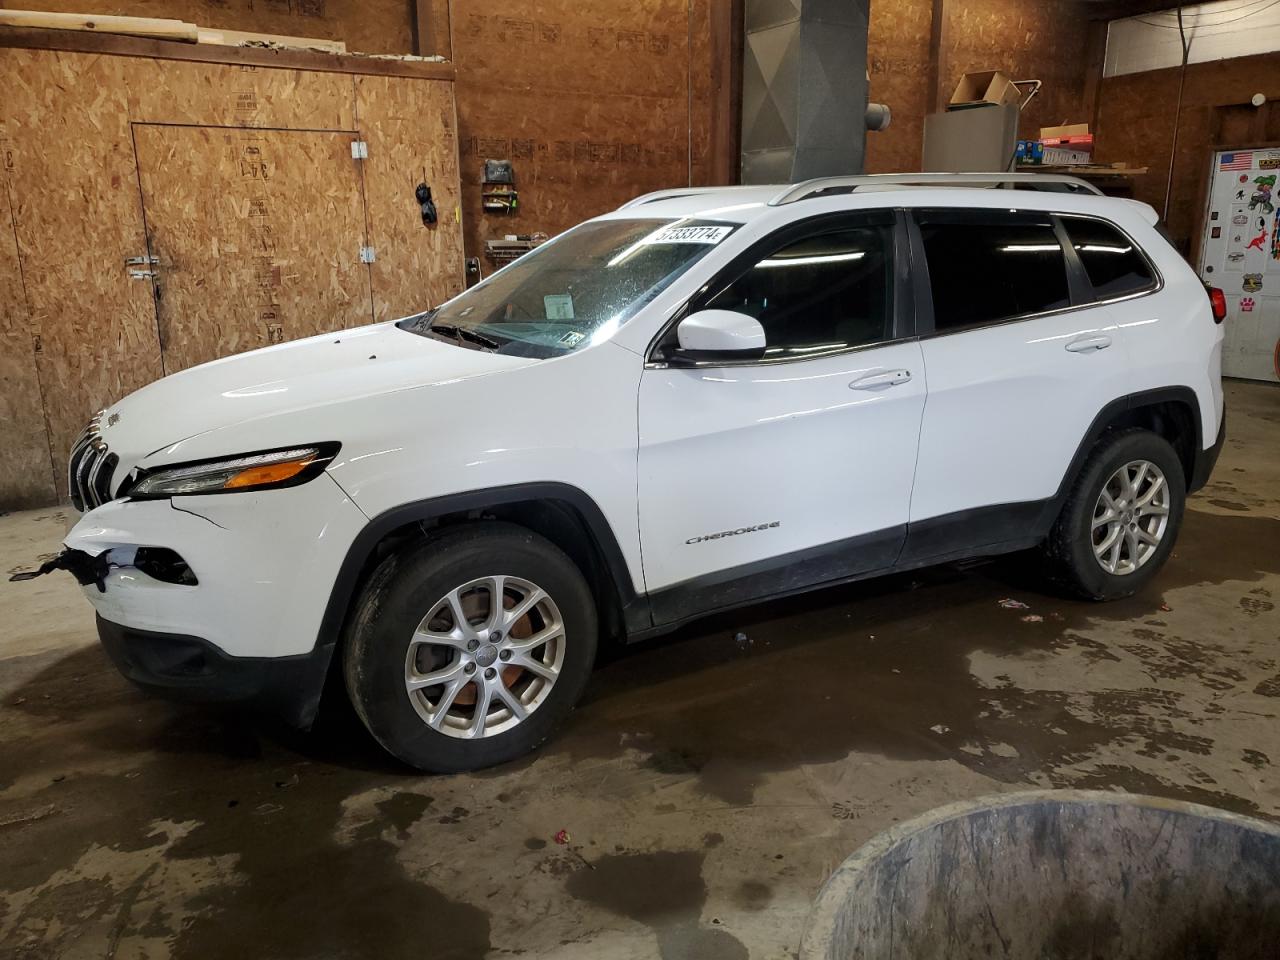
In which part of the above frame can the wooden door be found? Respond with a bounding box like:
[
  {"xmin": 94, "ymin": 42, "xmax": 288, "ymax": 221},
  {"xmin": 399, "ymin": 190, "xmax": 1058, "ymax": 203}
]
[{"xmin": 133, "ymin": 124, "xmax": 374, "ymax": 374}]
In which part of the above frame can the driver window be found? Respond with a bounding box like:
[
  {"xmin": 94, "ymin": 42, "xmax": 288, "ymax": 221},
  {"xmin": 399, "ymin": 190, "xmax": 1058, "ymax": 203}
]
[{"xmin": 703, "ymin": 221, "xmax": 894, "ymax": 360}]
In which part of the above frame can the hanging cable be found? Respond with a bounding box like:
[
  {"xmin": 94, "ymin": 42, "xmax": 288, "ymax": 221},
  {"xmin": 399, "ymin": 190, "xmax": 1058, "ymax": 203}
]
[{"xmin": 1161, "ymin": 6, "xmax": 1192, "ymax": 222}]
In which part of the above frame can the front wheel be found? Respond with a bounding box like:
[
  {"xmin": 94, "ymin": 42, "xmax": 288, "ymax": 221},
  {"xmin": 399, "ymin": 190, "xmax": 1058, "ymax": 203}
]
[
  {"xmin": 342, "ymin": 522, "xmax": 597, "ymax": 772},
  {"xmin": 1043, "ymin": 428, "xmax": 1186, "ymax": 600}
]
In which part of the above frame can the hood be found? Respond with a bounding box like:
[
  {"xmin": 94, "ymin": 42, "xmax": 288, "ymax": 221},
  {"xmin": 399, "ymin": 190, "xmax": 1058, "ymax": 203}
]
[{"xmin": 97, "ymin": 322, "xmax": 535, "ymax": 476}]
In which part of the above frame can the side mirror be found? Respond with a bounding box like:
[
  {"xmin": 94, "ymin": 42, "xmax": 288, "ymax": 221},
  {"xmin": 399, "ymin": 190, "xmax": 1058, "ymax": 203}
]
[{"xmin": 671, "ymin": 309, "xmax": 766, "ymax": 364}]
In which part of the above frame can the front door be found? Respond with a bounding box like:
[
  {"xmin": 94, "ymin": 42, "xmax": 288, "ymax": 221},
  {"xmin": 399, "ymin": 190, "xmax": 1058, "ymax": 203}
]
[
  {"xmin": 1197, "ymin": 148, "xmax": 1280, "ymax": 382},
  {"xmin": 637, "ymin": 212, "xmax": 926, "ymax": 623},
  {"xmin": 133, "ymin": 124, "xmax": 374, "ymax": 375}
]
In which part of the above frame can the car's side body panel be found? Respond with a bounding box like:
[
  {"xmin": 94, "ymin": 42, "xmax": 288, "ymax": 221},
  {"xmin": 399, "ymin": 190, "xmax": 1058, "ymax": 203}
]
[
  {"xmin": 51, "ymin": 183, "xmax": 1225, "ymax": 732},
  {"xmin": 636, "ymin": 339, "xmax": 927, "ymax": 592}
]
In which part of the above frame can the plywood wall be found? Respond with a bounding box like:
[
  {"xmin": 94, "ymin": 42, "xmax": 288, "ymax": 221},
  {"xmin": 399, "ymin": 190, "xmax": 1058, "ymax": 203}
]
[
  {"xmin": 1095, "ymin": 51, "xmax": 1280, "ymax": 255},
  {"xmin": 2, "ymin": 49, "xmax": 167, "ymax": 502},
  {"xmin": 0, "ymin": 0, "xmax": 416, "ymax": 55},
  {"xmin": 449, "ymin": 0, "xmax": 716, "ymax": 258},
  {"xmin": 866, "ymin": 0, "xmax": 1093, "ymax": 174},
  {"xmin": 357, "ymin": 74, "xmax": 467, "ymax": 318},
  {"xmin": 0, "ymin": 45, "xmax": 462, "ymax": 507},
  {"xmin": 0, "ymin": 149, "xmax": 56, "ymax": 509}
]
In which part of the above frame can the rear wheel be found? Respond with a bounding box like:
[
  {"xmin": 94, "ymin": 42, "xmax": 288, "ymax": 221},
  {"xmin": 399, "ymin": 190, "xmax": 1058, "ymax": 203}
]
[
  {"xmin": 1043, "ymin": 428, "xmax": 1186, "ymax": 600},
  {"xmin": 343, "ymin": 522, "xmax": 597, "ymax": 772}
]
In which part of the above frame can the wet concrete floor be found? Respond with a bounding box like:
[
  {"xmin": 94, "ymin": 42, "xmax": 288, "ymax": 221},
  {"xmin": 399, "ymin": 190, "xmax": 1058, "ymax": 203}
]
[{"xmin": 1, "ymin": 379, "xmax": 1277, "ymax": 959}]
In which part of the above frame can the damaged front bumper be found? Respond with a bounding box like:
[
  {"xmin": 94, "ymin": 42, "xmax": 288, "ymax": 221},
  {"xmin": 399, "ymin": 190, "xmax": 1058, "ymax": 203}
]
[{"xmin": 13, "ymin": 474, "xmax": 369, "ymax": 726}]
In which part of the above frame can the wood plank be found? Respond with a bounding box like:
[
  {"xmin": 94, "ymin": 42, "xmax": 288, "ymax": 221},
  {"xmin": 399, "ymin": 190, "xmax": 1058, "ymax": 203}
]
[
  {"xmin": 196, "ymin": 27, "xmax": 346, "ymax": 55},
  {"xmin": 926, "ymin": 0, "xmax": 949, "ymax": 115},
  {"xmin": 707, "ymin": 0, "xmax": 742, "ymax": 185},
  {"xmin": 1081, "ymin": 18, "xmax": 1108, "ymax": 133},
  {"xmin": 412, "ymin": 0, "xmax": 431, "ymax": 57},
  {"xmin": 0, "ymin": 0, "xmax": 415, "ymax": 56},
  {"xmin": 0, "ymin": 10, "xmax": 198, "ymax": 41},
  {"xmin": 0, "ymin": 148, "xmax": 57, "ymax": 509},
  {"xmin": 0, "ymin": 26, "xmax": 455, "ymax": 80}
]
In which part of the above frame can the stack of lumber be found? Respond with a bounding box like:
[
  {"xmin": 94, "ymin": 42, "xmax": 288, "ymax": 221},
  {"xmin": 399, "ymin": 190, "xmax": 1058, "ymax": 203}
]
[{"xmin": 0, "ymin": 9, "xmax": 346, "ymax": 53}]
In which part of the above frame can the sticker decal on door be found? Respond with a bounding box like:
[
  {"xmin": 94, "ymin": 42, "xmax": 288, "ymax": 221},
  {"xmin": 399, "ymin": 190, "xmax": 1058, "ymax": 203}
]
[
  {"xmin": 1243, "ymin": 273, "xmax": 1263, "ymax": 293},
  {"xmin": 1240, "ymin": 297, "xmax": 1255, "ymax": 312},
  {"xmin": 1250, "ymin": 175, "xmax": 1276, "ymax": 214}
]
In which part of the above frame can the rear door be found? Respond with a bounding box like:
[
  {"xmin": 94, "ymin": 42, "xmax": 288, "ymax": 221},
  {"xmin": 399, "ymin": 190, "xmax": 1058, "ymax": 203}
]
[{"xmin": 903, "ymin": 207, "xmax": 1140, "ymax": 562}]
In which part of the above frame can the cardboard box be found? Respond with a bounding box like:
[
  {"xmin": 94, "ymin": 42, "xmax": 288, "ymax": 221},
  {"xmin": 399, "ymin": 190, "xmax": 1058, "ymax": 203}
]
[
  {"xmin": 1015, "ymin": 140, "xmax": 1044, "ymax": 165},
  {"xmin": 1040, "ymin": 123, "xmax": 1094, "ymax": 154},
  {"xmin": 1041, "ymin": 146, "xmax": 1092, "ymax": 166},
  {"xmin": 949, "ymin": 71, "xmax": 1022, "ymax": 110},
  {"xmin": 1040, "ymin": 123, "xmax": 1090, "ymax": 140}
]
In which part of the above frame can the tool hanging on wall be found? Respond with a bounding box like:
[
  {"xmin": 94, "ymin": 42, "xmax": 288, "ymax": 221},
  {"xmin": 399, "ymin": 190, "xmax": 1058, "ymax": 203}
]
[
  {"xmin": 481, "ymin": 158, "xmax": 518, "ymax": 214},
  {"xmin": 415, "ymin": 182, "xmax": 438, "ymax": 225}
]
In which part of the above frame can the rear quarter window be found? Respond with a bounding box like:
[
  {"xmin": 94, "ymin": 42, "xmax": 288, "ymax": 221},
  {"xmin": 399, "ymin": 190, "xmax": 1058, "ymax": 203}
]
[{"xmin": 1060, "ymin": 217, "xmax": 1157, "ymax": 300}]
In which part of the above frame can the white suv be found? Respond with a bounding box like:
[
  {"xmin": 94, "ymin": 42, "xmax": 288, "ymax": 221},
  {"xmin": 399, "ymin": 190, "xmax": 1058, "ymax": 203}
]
[{"xmin": 21, "ymin": 174, "xmax": 1226, "ymax": 772}]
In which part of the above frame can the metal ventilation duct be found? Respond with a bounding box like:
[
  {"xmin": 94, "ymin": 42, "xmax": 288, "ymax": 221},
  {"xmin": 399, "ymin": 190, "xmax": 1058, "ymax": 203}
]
[{"xmin": 740, "ymin": 0, "xmax": 871, "ymax": 184}]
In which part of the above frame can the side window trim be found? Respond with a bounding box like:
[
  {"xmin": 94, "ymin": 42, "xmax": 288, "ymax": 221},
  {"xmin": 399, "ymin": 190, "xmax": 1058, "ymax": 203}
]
[
  {"xmin": 645, "ymin": 209, "xmax": 907, "ymax": 367},
  {"xmin": 1052, "ymin": 214, "xmax": 1096, "ymax": 306}
]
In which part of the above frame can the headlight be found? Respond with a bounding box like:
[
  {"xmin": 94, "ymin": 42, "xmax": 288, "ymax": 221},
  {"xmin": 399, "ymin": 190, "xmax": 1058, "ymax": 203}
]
[{"xmin": 128, "ymin": 444, "xmax": 339, "ymax": 498}]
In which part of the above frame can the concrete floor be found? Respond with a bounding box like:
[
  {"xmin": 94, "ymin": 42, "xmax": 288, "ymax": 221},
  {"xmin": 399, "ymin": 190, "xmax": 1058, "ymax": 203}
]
[{"xmin": 1, "ymin": 378, "xmax": 1277, "ymax": 960}]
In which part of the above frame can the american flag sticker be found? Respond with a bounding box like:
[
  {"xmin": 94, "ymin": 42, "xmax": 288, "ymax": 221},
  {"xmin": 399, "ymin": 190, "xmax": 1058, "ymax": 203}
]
[{"xmin": 1221, "ymin": 151, "xmax": 1254, "ymax": 171}]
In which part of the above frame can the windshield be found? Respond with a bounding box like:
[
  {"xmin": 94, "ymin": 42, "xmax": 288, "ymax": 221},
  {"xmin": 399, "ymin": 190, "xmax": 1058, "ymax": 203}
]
[{"xmin": 397, "ymin": 218, "xmax": 737, "ymax": 359}]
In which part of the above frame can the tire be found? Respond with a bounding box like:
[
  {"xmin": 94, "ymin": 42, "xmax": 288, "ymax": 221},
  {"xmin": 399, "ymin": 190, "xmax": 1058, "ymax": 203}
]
[
  {"xmin": 342, "ymin": 521, "xmax": 597, "ymax": 772},
  {"xmin": 1043, "ymin": 427, "xmax": 1186, "ymax": 600}
]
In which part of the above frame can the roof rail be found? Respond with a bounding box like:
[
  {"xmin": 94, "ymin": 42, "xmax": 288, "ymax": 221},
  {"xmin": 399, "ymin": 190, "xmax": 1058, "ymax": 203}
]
[
  {"xmin": 769, "ymin": 172, "xmax": 1102, "ymax": 205},
  {"xmin": 617, "ymin": 186, "xmax": 750, "ymax": 210}
]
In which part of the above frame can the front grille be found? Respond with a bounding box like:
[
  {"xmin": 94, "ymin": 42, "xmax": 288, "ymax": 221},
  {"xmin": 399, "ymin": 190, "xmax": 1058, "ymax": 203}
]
[{"xmin": 68, "ymin": 414, "xmax": 118, "ymax": 511}]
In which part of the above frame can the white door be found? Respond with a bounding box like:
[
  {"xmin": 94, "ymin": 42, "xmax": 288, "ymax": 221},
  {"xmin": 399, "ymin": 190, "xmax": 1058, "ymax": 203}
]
[
  {"xmin": 637, "ymin": 213, "xmax": 926, "ymax": 619},
  {"xmin": 1197, "ymin": 148, "xmax": 1280, "ymax": 382},
  {"xmin": 905, "ymin": 209, "xmax": 1142, "ymax": 558}
]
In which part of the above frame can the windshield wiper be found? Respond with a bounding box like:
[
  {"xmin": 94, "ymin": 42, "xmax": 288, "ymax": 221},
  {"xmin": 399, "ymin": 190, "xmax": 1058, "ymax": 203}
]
[{"xmin": 428, "ymin": 323, "xmax": 500, "ymax": 351}]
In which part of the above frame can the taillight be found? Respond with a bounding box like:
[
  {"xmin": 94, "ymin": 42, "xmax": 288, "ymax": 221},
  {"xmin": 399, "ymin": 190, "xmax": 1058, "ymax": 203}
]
[{"xmin": 1208, "ymin": 286, "xmax": 1227, "ymax": 324}]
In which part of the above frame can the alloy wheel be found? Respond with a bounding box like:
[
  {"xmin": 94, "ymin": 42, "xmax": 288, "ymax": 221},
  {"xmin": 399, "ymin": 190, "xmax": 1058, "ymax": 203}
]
[
  {"xmin": 404, "ymin": 575, "xmax": 565, "ymax": 738},
  {"xmin": 1091, "ymin": 459, "xmax": 1171, "ymax": 576}
]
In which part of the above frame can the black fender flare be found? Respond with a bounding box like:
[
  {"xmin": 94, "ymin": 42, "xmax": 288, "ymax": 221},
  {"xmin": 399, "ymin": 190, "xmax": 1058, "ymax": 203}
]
[{"xmin": 312, "ymin": 480, "xmax": 646, "ymax": 668}]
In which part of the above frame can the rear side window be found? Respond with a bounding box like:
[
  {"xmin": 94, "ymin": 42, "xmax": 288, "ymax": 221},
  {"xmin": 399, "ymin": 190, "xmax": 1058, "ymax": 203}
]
[
  {"xmin": 704, "ymin": 222, "xmax": 893, "ymax": 359},
  {"xmin": 916, "ymin": 212, "xmax": 1070, "ymax": 332},
  {"xmin": 1060, "ymin": 217, "xmax": 1156, "ymax": 299}
]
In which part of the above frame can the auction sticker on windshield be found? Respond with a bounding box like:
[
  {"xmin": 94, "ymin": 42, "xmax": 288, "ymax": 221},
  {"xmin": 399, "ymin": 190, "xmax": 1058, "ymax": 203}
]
[{"xmin": 644, "ymin": 224, "xmax": 733, "ymax": 245}]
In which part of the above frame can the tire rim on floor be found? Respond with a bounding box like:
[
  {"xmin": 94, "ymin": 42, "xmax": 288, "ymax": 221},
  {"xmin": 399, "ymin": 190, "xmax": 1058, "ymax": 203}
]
[
  {"xmin": 404, "ymin": 575, "xmax": 565, "ymax": 738},
  {"xmin": 1091, "ymin": 459, "xmax": 1171, "ymax": 576}
]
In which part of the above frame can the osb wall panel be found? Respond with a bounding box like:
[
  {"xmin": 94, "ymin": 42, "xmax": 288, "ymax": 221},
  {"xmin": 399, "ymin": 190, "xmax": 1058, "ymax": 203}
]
[
  {"xmin": 125, "ymin": 58, "xmax": 356, "ymax": 130},
  {"xmin": 942, "ymin": 0, "xmax": 1091, "ymax": 140},
  {"xmin": 450, "ymin": 0, "xmax": 707, "ymax": 256},
  {"xmin": 866, "ymin": 0, "xmax": 933, "ymax": 174},
  {"xmin": 865, "ymin": 0, "xmax": 1092, "ymax": 173},
  {"xmin": 1, "ymin": 49, "xmax": 165, "ymax": 501},
  {"xmin": 1, "ymin": 46, "xmax": 463, "ymax": 505},
  {"xmin": 0, "ymin": 0, "xmax": 416, "ymax": 55},
  {"xmin": 0, "ymin": 156, "xmax": 56, "ymax": 508},
  {"xmin": 1095, "ymin": 52, "xmax": 1280, "ymax": 256},
  {"xmin": 133, "ymin": 125, "xmax": 374, "ymax": 373},
  {"xmin": 356, "ymin": 75, "xmax": 466, "ymax": 319}
]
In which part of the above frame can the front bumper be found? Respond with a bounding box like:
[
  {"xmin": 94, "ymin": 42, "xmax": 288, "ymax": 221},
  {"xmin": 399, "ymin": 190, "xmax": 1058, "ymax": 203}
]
[
  {"xmin": 97, "ymin": 615, "xmax": 329, "ymax": 726},
  {"xmin": 65, "ymin": 473, "xmax": 369, "ymax": 724}
]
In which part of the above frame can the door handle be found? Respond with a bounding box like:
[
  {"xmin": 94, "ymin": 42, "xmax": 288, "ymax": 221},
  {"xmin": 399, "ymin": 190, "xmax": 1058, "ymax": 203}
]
[
  {"xmin": 849, "ymin": 369, "xmax": 912, "ymax": 390},
  {"xmin": 1065, "ymin": 335, "xmax": 1112, "ymax": 353}
]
